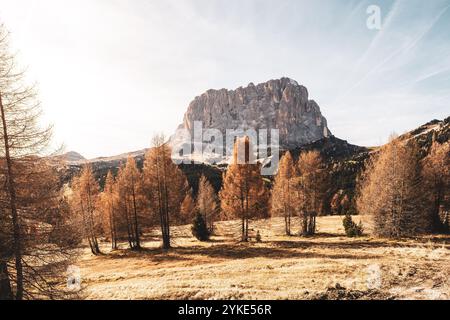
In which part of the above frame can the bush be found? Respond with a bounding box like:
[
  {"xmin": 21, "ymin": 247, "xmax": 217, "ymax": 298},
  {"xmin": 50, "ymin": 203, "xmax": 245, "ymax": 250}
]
[
  {"xmin": 343, "ymin": 214, "xmax": 364, "ymax": 237},
  {"xmin": 191, "ymin": 213, "xmax": 210, "ymax": 241},
  {"xmin": 256, "ymin": 230, "xmax": 262, "ymax": 242}
]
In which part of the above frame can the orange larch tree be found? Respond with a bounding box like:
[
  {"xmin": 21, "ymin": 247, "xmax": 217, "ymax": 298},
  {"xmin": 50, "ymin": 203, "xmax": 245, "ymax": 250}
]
[
  {"xmin": 197, "ymin": 174, "xmax": 219, "ymax": 233},
  {"xmin": 220, "ymin": 137, "xmax": 268, "ymax": 242},
  {"xmin": 116, "ymin": 156, "xmax": 144, "ymax": 249},
  {"xmin": 143, "ymin": 134, "xmax": 188, "ymax": 249},
  {"xmin": 70, "ymin": 165, "xmax": 101, "ymax": 255},
  {"xmin": 271, "ymin": 151, "xmax": 296, "ymax": 235}
]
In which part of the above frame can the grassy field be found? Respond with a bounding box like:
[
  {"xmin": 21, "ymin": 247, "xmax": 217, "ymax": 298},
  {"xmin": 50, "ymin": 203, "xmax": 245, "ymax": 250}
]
[{"xmin": 74, "ymin": 216, "xmax": 449, "ymax": 300}]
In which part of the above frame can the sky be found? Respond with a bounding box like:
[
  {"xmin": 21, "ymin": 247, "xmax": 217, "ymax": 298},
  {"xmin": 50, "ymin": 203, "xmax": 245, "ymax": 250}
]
[{"xmin": 0, "ymin": 0, "xmax": 449, "ymax": 158}]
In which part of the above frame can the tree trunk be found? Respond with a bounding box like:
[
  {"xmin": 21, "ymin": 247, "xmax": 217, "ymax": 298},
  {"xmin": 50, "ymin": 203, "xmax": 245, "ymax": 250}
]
[
  {"xmin": 131, "ymin": 181, "xmax": 141, "ymax": 249},
  {"xmin": 284, "ymin": 215, "xmax": 288, "ymax": 236},
  {"xmin": 241, "ymin": 216, "xmax": 245, "ymax": 242},
  {"xmin": 161, "ymin": 153, "xmax": 171, "ymax": 250},
  {"xmin": 287, "ymin": 211, "xmax": 291, "ymax": 236},
  {"xmin": 0, "ymin": 261, "xmax": 13, "ymax": 300},
  {"xmin": 245, "ymin": 218, "xmax": 249, "ymax": 241},
  {"xmin": 109, "ymin": 203, "xmax": 117, "ymax": 250},
  {"xmin": 0, "ymin": 93, "xmax": 24, "ymax": 300},
  {"xmin": 431, "ymin": 186, "xmax": 444, "ymax": 233}
]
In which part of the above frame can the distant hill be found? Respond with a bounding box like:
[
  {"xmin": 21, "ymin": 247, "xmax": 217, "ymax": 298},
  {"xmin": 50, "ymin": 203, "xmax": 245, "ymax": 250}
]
[{"xmin": 55, "ymin": 151, "xmax": 86, "ymax": 162}]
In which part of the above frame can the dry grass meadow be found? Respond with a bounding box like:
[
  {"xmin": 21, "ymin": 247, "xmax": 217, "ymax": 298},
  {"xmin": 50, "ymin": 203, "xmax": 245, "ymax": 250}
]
[{"xmin": 73, "ymin": 216, "xmax": 449, "ymax": 300}]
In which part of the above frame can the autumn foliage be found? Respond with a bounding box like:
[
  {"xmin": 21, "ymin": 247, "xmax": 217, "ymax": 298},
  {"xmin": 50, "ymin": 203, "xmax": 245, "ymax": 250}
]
[{"xmin": 220, "ymin": 137, "xmax": 269, "ymax": 241}]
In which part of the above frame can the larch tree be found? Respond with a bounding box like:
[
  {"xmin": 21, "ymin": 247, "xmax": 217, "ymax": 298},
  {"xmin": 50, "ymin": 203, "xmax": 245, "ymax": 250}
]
[
  {"xmin": 114, "ymin": 166, "xmax": 130, "ymax": 246},
  {"xmin": 357, "ymin": 137, "xmax": 429, "ymax": 237},
  {"xmin": 197, "ymin": 174, "xmax": 218, "ymax": 233},
  {"xmin": 422, "ymin": 141, "xmax": 449, "ymax": 233},
  {"xmin": 180, "ymin": 190, "xmax": 196, "ymax": 225},
  {"xmin": 100, "ymin": 171, "xmax": 118, "ymax": 249},
  {"xmin": 116, "ymin": 156, "xmax": 143, "ymax": 249},
  {"xmin": 70, "ymin": 165, "xmax": 101, "ymax": 255},
  {"xmin": 0, "ymin": 25, "xmax": 76, "ymax": 299},
  {"xmin": 340, "ymin": 194, "xmax": 351, "ymax": 215},
  {"xmin": 143, "ymin": 134, "xmax": 188, "ymax": 249},
  {"xmin": 271, "ymin": 151, "xmax": 296, "ymax": 235},
  {"xmin": 330, "ymin": 192, "xmax": 341, "ymax": 215},
  {"xmin": 13, "ymin": 160, "xmax": 78, "ymax": 298},
  {"xmin": 219, "ymin": 137, "xmax": 268, "ymax": 242},
  {"xmin": 294, "ymin": 150, "xmax": 327, "ymax": 235}
]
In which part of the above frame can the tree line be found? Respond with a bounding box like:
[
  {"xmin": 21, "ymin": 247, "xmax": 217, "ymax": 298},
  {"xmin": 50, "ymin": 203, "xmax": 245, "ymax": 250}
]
[
  {"xmin": 272, "ymin": 134, "xmax": 449, "ymax": 238},
  {"xmin": 69, "ymin": 136, "xmax": 269, "ymax": 251},
  {"xmin": 69, "ymin": 135, "xmax": 222, "ymax": 252},
  {"xmin": 357, "ymin": 135, "xmax": 449, "ymax": 237}
]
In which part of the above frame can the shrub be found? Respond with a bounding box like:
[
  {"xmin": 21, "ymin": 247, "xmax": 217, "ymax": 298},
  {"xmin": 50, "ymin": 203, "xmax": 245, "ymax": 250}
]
[
  {"xmin": 343, "ymin": 214, "xmax": 364, "ymax": 237},
  {"xmin": 191, "ymin": 212, "xmax": 210, "ymax": 241},
  {"xmin": 256, "ymin": 230, "xmax": 262, "ymax": 242}
]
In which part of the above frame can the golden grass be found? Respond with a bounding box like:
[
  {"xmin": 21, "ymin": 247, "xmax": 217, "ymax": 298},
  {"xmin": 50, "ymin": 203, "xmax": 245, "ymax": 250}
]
[{"xmin": 75, "ymin": 216, "xmax": 449, "ymax": 300}]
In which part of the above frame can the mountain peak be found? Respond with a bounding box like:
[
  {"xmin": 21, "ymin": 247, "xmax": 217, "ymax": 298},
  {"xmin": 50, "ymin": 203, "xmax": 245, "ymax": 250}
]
[{"xmin": 176, "ymin": 78, "xmax": 330, "ymax": 149}]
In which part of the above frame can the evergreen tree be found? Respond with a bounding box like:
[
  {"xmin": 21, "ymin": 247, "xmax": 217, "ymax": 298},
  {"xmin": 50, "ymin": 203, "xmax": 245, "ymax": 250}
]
[
  {"xmin": 191, "ymin": 212, "xmax": 210, "ymax": 241},
  {"xmin": 342, "ymin": 214, "xmax": 364, "ymax": 237}
]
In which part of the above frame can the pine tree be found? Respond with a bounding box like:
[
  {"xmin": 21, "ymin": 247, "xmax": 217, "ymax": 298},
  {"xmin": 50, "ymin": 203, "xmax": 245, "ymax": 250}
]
[
  {"xmin": 197, "ymin": 175, "xmax": 218, "ymax": 233},
  {"xmin": 342, "ymin": 214, "xmax": 364, "ymax": 237},
  {"xmin": 357, "ymin": 138, "xmax": 429, "ymax": 237},
  {"xmin": 191, "ymin": 212, "xmax": 210, "ymax": 241},
  {"xmin": 143, "ymin": 134, "xmax": 188, "ymax": 249},
  {"xmin": 219, "ymin": 137, "xmax": 269, "ymax": 242},
  {"xmin": 271, "ymin": 151, "xmax": 296, "ymax": 235}
]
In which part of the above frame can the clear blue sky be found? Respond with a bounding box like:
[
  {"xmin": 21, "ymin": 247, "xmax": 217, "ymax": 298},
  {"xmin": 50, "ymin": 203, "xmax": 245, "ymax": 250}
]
[{"xmin": 0, "ymin": 0, "xmax": 449, "ymax": 158}]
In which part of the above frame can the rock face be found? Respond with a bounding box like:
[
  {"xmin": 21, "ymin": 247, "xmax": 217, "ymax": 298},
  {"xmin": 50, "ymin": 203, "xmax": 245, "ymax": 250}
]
[{"xmin": 178, "ymin": 77, "xmax": 330, "ymax": 149}]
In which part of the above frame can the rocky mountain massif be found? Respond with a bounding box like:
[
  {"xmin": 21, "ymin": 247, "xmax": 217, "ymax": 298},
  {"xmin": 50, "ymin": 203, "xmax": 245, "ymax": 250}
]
[{"xmin": 171, "ymin": 77, "xmax": 330, "ymax": 163}]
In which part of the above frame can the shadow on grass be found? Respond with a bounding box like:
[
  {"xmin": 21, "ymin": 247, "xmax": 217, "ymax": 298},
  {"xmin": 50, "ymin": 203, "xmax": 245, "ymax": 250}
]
[
  {"xmin": 96, "ymin": 231, "xmax": 450, "ymax": 264},
  {"xmin": 100, "ymin": 240, "xmax": 382, "ymax": 263}
]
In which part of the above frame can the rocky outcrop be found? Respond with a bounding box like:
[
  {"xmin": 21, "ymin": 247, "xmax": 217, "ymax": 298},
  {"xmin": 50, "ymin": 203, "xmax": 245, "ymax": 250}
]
[{"xmin": 177, "ymin": 77, "xmax": 330, "ymax": 150}]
